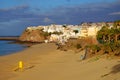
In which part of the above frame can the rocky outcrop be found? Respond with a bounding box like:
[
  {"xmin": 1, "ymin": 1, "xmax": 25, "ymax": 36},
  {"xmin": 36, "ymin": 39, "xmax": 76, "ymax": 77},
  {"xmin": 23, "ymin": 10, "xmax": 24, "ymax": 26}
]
[{"xmin": 19, "ymin": 28, "xmax": 45, "ymax": 42}]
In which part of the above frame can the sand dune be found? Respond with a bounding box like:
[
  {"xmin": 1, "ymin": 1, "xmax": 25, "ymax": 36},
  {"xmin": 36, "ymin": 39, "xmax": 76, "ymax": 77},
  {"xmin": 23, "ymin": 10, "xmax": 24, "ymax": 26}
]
[{"xmin": 0, "ymin": 43, "xmax": 120, "ymax": 80}]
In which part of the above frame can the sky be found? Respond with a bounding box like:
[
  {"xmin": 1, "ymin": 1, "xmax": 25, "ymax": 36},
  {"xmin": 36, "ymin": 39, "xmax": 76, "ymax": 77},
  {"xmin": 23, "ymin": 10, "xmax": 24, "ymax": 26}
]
[{"xmin": 0, "ymin": 0, "xmax": 120, "ymax": 36}]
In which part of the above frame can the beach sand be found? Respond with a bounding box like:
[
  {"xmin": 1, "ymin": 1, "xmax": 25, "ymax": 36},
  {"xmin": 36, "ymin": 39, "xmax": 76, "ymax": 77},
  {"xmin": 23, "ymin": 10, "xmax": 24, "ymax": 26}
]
[{"xmin": 0, "ymin": 43, "xmax": 120, "ymax": 80}]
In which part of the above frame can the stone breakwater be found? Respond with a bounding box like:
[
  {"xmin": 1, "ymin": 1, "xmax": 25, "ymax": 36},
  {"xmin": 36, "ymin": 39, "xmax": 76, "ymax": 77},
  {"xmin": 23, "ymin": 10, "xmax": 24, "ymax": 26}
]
[{"xmin": 0, "ymin": 37, "xmax": 19, "ymax": 41}]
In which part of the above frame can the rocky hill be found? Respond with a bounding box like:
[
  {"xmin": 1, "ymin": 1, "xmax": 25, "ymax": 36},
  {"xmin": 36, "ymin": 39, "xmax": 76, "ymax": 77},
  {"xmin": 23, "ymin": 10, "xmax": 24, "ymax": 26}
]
[{"xmin": 19, "ymin": 28, "xmax": 45, "ymax": 42}]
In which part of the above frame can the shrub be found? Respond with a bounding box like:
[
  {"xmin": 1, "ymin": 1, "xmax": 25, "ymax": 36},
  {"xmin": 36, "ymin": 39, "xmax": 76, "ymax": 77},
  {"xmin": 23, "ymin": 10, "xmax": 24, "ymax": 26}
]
[
  {"xmin": 42, "ymin": 32, "xmax": 51, "ymax": 37},
  {"xmin": 86, "ymin": 44, "xmax": 101, "ymax": 54},
  {"xmin": 73, "ymin": 30, "xmax": 79, "ymax": 34},
  {"xmin": 94, "ymin": 45, "xmax": 101, "ymax": 52},
  {"xmin": 76, "ymin": 44, "xmax": 82, "ymax": 49},
  {"xmin": 52, "ymin": 31, "xmax": 63, "ymax": 35}
]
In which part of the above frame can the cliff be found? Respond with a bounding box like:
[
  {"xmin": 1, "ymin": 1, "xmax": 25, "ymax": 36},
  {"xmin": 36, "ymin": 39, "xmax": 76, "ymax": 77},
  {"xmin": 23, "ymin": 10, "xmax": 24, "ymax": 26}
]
[{"xmin": 19, "ymin": 28, "xmax": 45, "ymax": 42}]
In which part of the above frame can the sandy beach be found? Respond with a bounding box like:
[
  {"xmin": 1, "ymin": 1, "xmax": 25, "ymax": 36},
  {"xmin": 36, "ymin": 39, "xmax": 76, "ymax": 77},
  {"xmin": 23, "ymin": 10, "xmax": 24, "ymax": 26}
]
[{"xmin": 0, "ymin": 43, "xmax": 120, "ymax": 80}]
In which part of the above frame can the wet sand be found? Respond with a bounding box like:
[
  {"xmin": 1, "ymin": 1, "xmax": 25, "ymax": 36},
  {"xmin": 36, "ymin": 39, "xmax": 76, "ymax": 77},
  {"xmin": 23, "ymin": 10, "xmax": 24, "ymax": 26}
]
[{"xmin": 0, "ymin": 43, "xmax": 120, "ymax": 80}]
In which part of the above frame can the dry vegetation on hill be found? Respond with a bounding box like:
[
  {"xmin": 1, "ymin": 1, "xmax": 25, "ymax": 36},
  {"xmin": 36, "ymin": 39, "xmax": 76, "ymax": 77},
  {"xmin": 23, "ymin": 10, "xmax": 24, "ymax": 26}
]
[{"xmin": 59, "ymin": 20, "xmax": 120, "ymax": 58}]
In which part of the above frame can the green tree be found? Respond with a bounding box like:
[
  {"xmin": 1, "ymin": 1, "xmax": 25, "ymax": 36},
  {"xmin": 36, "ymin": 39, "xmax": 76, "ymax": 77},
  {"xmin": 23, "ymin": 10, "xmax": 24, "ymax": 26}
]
[
  {"xmin": 97, "ymin": 26, "xmax": 109, "ymax": 43},
  {"xmin": 52, "ymin": 31, "xmax": 63, "ymax": 35},
  {"xmin": 62, "ymin": 24, "xmax": 67, "ymax": 28},
  {"xmin": 113, "ymin": 29, "xmax": 120, "ymax": 42},
  {"xmin": 114, "ymin": 20, "xmax": 120, "ymax": 28},
  {"xmin": 73, "ymin": 30, "xmax": 79, "ymax": 34}
]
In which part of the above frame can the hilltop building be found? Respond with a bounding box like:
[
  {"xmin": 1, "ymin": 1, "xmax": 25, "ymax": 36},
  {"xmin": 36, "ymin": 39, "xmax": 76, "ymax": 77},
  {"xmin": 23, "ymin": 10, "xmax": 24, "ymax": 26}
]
[{"xmin": 21, "ymin": 22, "xmax": 114, "ymax": 44}]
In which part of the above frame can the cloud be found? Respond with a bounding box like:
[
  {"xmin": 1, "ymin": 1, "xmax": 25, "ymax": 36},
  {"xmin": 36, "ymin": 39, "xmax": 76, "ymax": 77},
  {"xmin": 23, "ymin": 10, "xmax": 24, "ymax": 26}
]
[
  {"xmin": 0, "ymin": 1, "xmax": 120, "ymax": 24},
  {"xmin": 46, "ymin": 0, "xmax": 120, "ymax": 24},
  {"xmin": 66, "ymin": 0, "xmax": 71, "ymax": 2},
  {"xmin": 109, "ymin": 12, "xmax": 120, "ymax": 15},
  {"xmin": 0, "ymin": 0, "xmax": 120, "ymax": 35},
  {"xmin": 0, "ymin": 5, "xmax": 30, "ymax": 22},
  {"xmin": 43, "ymin": 17, "xmax": 53, "ymax": 23}
]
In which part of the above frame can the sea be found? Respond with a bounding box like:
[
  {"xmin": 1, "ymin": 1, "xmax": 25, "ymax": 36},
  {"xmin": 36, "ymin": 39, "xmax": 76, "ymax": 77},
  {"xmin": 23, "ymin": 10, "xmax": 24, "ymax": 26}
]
[{"xmin": 0, "ymin": 40, "xmax": 26, "ymax": 56}]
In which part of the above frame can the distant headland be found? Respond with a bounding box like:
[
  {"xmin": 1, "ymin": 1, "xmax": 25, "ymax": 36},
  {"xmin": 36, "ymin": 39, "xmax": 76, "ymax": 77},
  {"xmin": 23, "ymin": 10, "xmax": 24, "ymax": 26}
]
[{"xmin": 0, "ymin": 36, "xmax": 19, "ymax": 41}]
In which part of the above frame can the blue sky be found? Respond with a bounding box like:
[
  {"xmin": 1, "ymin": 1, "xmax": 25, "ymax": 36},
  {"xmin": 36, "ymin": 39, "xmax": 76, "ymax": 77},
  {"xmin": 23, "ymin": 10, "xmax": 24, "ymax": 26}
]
[{"xmin": 0, "ymin": 0, "xmax": 120, "ymax": 36}]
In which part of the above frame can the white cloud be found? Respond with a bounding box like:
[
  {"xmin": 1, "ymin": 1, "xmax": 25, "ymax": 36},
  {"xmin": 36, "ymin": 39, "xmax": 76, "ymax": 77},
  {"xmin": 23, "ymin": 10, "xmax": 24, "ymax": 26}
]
[
  {"xmin": 43, "ymin": 17, "xmax": 53, "ymax": 23},
  {"xmin": 109, "ymin": 12, "xmax": 120, "ymax": 15}
]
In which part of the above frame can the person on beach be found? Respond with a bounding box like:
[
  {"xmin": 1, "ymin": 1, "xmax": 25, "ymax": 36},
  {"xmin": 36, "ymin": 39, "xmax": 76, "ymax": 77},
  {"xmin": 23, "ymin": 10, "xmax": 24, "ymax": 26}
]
[{"xmin": 80, "ymin": 55, "xmax": 84, "ymax": 60}]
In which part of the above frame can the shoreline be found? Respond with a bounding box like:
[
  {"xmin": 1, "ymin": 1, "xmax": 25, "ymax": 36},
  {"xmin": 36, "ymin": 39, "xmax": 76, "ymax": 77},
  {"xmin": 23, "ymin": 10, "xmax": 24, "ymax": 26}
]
[
  {"xmin": 0, "ymin": 40, "xmax": 45, "ymax": 56},
  {"xmin": 0, "ymin": 43, "xmax": 58, "ymax": 80},
  {"xmin": 0, "ymin": 40, "xmax": 29, "ymax": 56},
  {"xmin": 0, "ymin": 43, "xmax": 120, "ymax": 80}
]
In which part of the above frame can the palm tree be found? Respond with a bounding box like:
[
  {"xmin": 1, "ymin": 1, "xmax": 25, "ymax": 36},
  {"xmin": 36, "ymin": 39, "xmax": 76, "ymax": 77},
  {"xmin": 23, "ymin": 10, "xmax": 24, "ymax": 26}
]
[
  {"xmin": 109, "ymin": 28, "xmax": 115, "ymax": 42},
  {"xmin": 113, "ymin": 29, "xmax": 120, "ymax": 42},
  {"xmin": 101, "ymin": 26, "xmax": 109, "ymax": 42},
  {"xmin": 114, "ymin": 20, "xmax": 120, "ymax": 28}
]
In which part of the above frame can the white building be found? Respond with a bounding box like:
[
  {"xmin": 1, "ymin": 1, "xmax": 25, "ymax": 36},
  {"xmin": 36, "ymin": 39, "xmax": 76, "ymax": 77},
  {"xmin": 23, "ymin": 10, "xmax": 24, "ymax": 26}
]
[{"xmin": 25, "ymin": 22, "xmax": 111, "ymax": 44}]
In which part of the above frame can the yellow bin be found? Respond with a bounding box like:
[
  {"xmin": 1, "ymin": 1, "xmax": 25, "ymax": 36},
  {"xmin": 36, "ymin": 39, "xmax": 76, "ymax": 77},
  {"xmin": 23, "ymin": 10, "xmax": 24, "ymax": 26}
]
[{"xmin": 19, "ymin": 61, "xmax": 23, "ymax": 69}]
